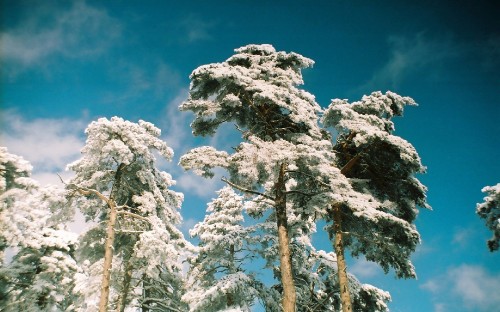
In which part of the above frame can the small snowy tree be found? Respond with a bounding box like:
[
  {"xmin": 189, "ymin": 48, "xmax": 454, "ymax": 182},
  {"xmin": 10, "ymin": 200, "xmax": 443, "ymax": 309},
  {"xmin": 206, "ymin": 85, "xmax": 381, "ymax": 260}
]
[
  {"xmin": 0, "ymin": 147, "xmax": 78, "ymax": 311},
  {"xmin": 67, "ymin": 117, "xmax": 190, "ymax": 312},
  {"xmin": 184, "ymin": 186, "xmax": 262, "ymax": 311},
  {"xmin": 476, "ymin": 183, "xmax": 500, "ymax": 251}
]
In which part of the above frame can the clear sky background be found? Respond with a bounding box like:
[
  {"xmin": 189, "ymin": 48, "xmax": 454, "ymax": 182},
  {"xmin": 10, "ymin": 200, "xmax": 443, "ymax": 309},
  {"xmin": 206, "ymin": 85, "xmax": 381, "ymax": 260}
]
[{"xmin": 1, "ymin": 1, "xmax": 499, "ymax": 311}]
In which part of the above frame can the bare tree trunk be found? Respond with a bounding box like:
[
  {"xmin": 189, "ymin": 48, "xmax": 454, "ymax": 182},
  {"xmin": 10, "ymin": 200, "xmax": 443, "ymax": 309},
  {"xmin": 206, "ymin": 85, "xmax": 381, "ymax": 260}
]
[
  {"xmin": 99, "ymin": 199, "xmax": 117, "ymax": 312},
  {"xmin": 332, "ymin": 203, "xmax": 352, "ymax": 312},
  {"xmin": 275, "ymin": 162, "xmax": 296, "ymax": 312}
]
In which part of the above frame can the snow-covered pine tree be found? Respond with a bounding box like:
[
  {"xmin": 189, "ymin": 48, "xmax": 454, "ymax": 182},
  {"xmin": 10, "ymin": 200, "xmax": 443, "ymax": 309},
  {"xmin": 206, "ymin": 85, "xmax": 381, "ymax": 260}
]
[
  {"xmin": 0, "ymin": 147, "xmax": 36, "ymax": 266},
  {"xmin": 67, "ymin": 117, "xmax": 190, "ymax": 311},
  {"xmin": 321, "ymin": 91, "xmax": 430, "ymax": 311},
  {"xmin": 476, "ymin": 183, "xmax": 500, "ymax": 251},
  {"xmin": 183, "ymin": 186, "xmax": 264, "ymax": 311},
  {"xmin": 0, "ymin": 147, "xmax": 79, "ymax": 311},
  {"xmin": 180, "ymin": 44, "xmax": 397, "ymax": 312},
  {"xmin": 180, "ymin": 44, "xmax": 324, "ymax": 311}
]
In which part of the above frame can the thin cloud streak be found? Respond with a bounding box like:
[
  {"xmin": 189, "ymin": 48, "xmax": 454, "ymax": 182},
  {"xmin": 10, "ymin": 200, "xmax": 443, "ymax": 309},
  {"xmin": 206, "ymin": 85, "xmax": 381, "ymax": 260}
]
[
  {"xmin": 357, "ymin": 33, "xmax": 459, "ymax": 92},
  {"xmin": 178, "ymin": 14, "xmax": 215, "ymax": 43},
  {"xmin": 349, "ymin": 257, "xmax": 383, "ymax": 278},
  {"xmin": 421, "ymin": 264, "xmax": 500, "ymax": 311},
  {"xmin": 1, "ymin": 1, "xmax": 121, "ymax": 76}
]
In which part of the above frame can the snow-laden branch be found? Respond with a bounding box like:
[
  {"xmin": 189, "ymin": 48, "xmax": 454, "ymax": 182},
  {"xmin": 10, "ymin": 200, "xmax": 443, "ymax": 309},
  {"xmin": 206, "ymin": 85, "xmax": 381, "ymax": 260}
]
[
  {"xmin": 284, "ymin": 170, "xmax": 330, "ymax": 188},
  {"xmin": 116, "ymin": 209, "xmax": 151, "ymax": 225},
  {"xmin": 221, "ymin": 177, "xmax": 275, "ymax": 201},
  {"xmin": 284, "ymin": 190, "xmax": 324, "ymax": 197}
]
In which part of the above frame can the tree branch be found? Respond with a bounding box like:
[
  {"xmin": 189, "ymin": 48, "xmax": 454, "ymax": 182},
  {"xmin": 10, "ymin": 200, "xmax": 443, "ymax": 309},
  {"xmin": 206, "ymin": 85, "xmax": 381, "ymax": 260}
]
[
  {"xmin": 116, "ymin": 210, "xmax": 151, "ymax": 224},
  {"xmin": 340, "ymin": 153, "xmax": 361, "ymax": 175},
  {"xmin": 284, "ymin": 190, "xmax": 324, "ymax": 197},
  {"xmin": 221, "ymin": 177, "xmax": 275, "ymax": 201},
  {"xmin": 58, "ymin": 174, "xmax": 113, "ymax": 206},
  {"xmin": 285, "ymin": 170, "xmax": 330, "ymax": 188}
]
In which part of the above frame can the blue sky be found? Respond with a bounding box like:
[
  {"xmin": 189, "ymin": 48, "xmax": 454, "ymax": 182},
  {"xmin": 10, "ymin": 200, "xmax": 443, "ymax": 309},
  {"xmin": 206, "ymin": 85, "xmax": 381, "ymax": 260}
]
[{"xmin": 1, "ymin": 1, "xmax": 499, "ymax": 311}]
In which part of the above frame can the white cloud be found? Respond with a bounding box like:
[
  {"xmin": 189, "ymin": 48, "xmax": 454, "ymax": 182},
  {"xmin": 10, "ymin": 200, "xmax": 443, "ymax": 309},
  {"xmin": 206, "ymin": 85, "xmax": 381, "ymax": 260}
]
[
  {"xmin": 179, "ymin": 15, "xmax": 215, "ymax": 43},
  {"xmin": 160, "ymin": 89, "xmax": 193, "ymax": 154},
  {"xmin": 434, "ymin": 303, "xmax": 447, "ymax": 312},
  {"xmin": 421, "ymin": 264, "xmax": 500, "ymax": 311},
  {"xmin": 449, "ymin": 265, "xmax": 500, "ymax": 308},
  {"xmin": 1, "ymin": 1, "xmax": 121, "ymax": 75},
  {"xmin": 176, "ymin": 171, "xmax": 223, "ymax": 199},
  {"xmin": 100, "ymin": 59, "xmax": 182, "ymax": 106},
  {"xmin": 420, "ymin": 278, "xmax": 441, "ymax": 293},
  {"xmin": 452, "ymin": 227, "xmax": 475, "ymax": 249},
  {"xmin": 359, "ymin": 33, "xmax": 458, "ymax": 91},
  {"xmin": 0, "ymin": 111, "xmax": 87, "ymax": 185},
  {"xmin": 179, "ymin": 217, "xmax": 199, "ymax": 237},
  {"xmin": 349, "ymin": 257, "xmax": 383, "ymax": 278}
]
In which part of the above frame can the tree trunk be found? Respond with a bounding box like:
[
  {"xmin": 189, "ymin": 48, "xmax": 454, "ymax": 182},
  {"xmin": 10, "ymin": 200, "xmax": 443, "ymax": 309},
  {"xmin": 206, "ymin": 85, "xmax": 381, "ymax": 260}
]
[
  {"xmin": 116, "ymin": 251, "xmax": 134, "ymax": 312},
  {"xmin": 332, "ymin": 203, "xmax": 352, "ymax": 312},
  {"xmin": 99, "ymin": 199, "xmax": 118, "ymax": 312},
  {"xmin": 227, "ymin": 244, "xmax": 235, "ymax": 308},
  {"xmin": 275, "ymin": 162, "xmax": 296, "ymax": 312},
  {"xmin": 142, "ymin": 274, "xmax": 150, "ymax": 312}
]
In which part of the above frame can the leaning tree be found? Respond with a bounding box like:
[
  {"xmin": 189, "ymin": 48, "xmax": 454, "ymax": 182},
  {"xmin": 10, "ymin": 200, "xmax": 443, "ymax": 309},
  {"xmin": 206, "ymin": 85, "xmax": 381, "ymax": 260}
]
[{"xmin": 320, "ymin": 91, "xmax": 430, "ymax": 311}]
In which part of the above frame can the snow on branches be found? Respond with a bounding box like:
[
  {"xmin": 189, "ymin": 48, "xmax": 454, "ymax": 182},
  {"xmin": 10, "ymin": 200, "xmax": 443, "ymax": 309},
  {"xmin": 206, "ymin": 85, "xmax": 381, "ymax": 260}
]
[
  {"xmin": 180, "ymin": 44, "xmax": 321, "ymax": 140},
  {"xmin": 477, "ymin": 183, "xmax": 500, "ymax": 251},
  {"xmin": 67, "ymin": 117, "xmax": 190, "ymax": 311},
  {"xmin": 0, "ymin": 147, "xmax": 78, "ymax": 311}
]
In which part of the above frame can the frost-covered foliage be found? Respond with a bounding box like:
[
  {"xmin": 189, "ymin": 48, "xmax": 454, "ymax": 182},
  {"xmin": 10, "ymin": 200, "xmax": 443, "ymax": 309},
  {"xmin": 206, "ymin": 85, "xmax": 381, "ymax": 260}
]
[
  {"xmin": 0, "ymin": 146, "xmax": 37, "ymax": 258},
  {"xmin": 184, "ymin": 187, "xmax": 262, "ymax": 311},
  {"xmin": 251, "ymin": 204, "xmax": 391, "ymax": 312},
  {"xmin": 322, "ymin": 91, "xmax": 430, "ymax": 278},
  {"xmin": 476, "ymin": 183, "xmax": 500, "ymax": 251},
  {"xmin": 298, "ymin": 250, "xmax": 391, "ymax": 312},
  {"xmin": 180, "ymin": 45, "xmax": 412, "ymax": 311},
  {"xmin": 2, "ymin": 230, "xmax": 79, "ymax": 312},
  {"xmin": 180, "ymin": 43, "xmax": 322, "ymax": 140},
  {"xmin": 67, "ymin": 117, "xmax": 190, "ymax": 311},
  {"xmin": 0, "ymin": 147, "xmax": 78, "ymax": 311}
]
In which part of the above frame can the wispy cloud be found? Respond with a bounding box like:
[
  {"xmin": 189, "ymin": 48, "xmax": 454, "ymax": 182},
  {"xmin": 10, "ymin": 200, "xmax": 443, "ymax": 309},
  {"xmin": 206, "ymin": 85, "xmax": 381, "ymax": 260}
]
[
  {"xmin": 160, "ymin": 89, "xmax": 193, "ymax": 153},
  {"xmin": 349, "ymin": 257, "xmax": 383, "ymax": 278},
  {"xmin": 0, "ymin": 111, "xmax": 87, "ymax": 185},
  {"xmin": 179, "ymin": 217, "xmax": 199, "ymax": 237},
  {"xmin": 452, "ymin": 226, "xmax": 475, "ymax": 249},
  {"xmin": 358, "ymin": 33, "xmax": 458, "ymax": 92},
  {"xmin": 100, "ymin": 59, "xmax": 182, "ymax": 106},
  {"xmin": 1, "ymin": 1, "xmax": 121, "ymax": 76},
  {"xmin": 178, "ymin": 15, "xmax": 215, "ymax": 43},
  {"xmin": 421, "ymin": 264, "xmax": 500, "ymax": 311}
]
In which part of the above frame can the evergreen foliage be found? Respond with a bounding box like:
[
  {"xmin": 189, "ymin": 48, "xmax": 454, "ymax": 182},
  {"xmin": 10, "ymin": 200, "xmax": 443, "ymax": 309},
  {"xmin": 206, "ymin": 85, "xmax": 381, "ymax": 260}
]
[
  {"xmin": 477, "ymin": 183, "xmax": 500, "ymax": 251},
  {"xmin": 0, "ymin": 44, "xmax": 430, "ymax": 312}
]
